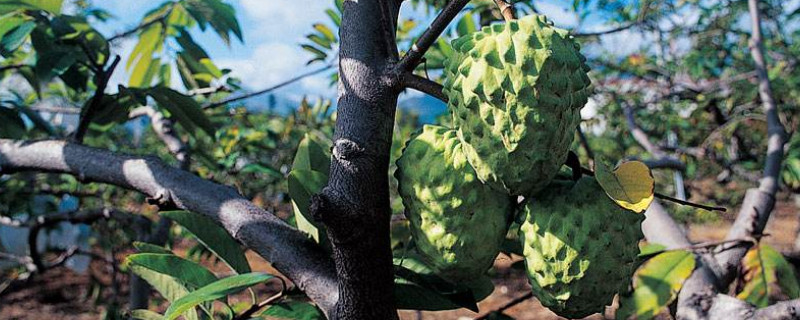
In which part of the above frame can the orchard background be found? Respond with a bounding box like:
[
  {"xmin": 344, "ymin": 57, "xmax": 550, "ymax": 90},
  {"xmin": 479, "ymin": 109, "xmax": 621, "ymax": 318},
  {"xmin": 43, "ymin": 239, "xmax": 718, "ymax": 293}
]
[{"xmin": 0, "ymin": 0, "xmax": 799, "ymax": 319}]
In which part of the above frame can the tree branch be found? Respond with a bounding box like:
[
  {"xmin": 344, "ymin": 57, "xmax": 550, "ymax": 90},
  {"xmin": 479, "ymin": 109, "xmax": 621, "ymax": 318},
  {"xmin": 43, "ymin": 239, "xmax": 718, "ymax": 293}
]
[
  {"xmin": 400, "ymin": 72, "xmax": 447, "ymax": 102},
  {"xmin": 394, "ymin": 0, "xmax": 471, "ymax": 73},
  {"xmin": 622, "ymin": 104, "xmax": 686, "ymax": 171},
  {"xmin": 129, "ymin": 106, "xmax": 190, "ymax": 170},
  {"xmin": 0, "ymin": 139, "xmax": 339, "ymax": 317}
]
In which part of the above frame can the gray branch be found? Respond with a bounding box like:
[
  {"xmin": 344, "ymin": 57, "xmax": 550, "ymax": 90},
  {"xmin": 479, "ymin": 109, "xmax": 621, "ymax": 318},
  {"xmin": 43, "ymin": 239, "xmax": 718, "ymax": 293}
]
[
  {"xmin": 623, "ymin": 104, "xmax": 686, "ymax": 171},
  {"xmin": 676, "ymin": 1, "xmax": 790, "ymax": 318},
  {"xmin": 0, "ymin": 139, "xmax": 339, "ymax": 317},
  {"xmin": 130, "ymin": 106, "xmax": 190, "ymax": 170}
]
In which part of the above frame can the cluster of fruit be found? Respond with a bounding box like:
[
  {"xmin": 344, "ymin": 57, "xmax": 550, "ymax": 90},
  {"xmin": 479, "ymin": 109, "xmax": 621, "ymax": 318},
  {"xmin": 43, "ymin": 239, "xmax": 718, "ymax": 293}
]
[{"xmin": 396, "ymin": 14, "xmax": 645, "ymax": 318}]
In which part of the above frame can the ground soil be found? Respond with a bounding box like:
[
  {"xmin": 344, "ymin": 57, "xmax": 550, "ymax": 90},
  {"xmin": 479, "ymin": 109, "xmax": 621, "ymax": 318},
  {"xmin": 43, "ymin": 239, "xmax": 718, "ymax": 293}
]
[{"xmin": 1, "ymin": 198, "xmax": 797, "ymax": 320}]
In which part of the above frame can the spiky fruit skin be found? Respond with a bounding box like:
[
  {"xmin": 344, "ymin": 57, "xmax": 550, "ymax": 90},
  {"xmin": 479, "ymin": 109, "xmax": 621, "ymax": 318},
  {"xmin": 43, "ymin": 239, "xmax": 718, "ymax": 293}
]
[
  {"xmin": 443, "ymin": 14, "xmax": 592, "ymax": 196},
  {"xmin": 519, "ymin": 177, "xmax": 644, "ymax": 318},
  {"xmin": 396, "ymin": 125, "xmax": 513, "ymax": 282}
]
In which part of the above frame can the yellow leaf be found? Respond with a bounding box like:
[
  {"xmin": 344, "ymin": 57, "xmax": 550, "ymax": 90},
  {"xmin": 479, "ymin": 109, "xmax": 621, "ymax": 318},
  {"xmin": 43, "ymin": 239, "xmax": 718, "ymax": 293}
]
[{"xmin": 595, "ymin": 158, "xmax": 654, "ymax": 213}]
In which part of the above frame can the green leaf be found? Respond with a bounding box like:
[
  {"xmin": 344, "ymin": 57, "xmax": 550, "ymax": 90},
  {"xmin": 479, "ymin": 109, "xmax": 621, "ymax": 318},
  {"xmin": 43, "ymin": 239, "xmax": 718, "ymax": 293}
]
[
  {"xmin": 0, "ymin": 107, "xmax": 26, "ymax": 138},
  {"xmin": 176, "ymin": 54, "xmax": 200, "ymax": 90},
  {"xmin": 161, "ymin": 211, "xmax": 251, "ymax": 274},
  {"xmin": 183, "ymin": 0, "xmax": 242, "ymax": 45},
  {"xmin": 288, "ymin": 170, "xmax": 328, "ymax": 243},
  {"xmin": 261, "ymin": 301, "xmax": 324, "ymax": 320},
  {"xmin": 313, "ymin": 23, "xmax": 335, "ymax": 42},
  {"xmin": 617, "ymin": 250, "xmax": 696, "ymax": 319},
  {"xmin": 737, "ymin": 243, "xmax": 800, "ymax": 307},
  {"xmin": 0, "ymin": 13, "xmax": 25, "ymax": 40},
  {"xmin": 0, "ymin": 21, "xmax": 35, "ymax": 55},
  {"xmin": 198, "ymin": 58, "xmax": 222, "ymax": 78},
  {"xmin": 133, "ymin": 241, "xmax": 174, "ymax": 255},
  {"xmin": 130, "ymin": 56, "xmax": 159, "ymax": 88},
  {"xmin": 240, "ymin": 163, "xmax": 282, "ymax": 178},
  {"xmin": 130, "ymin": 309, "xmax": 163, "ymax": 320},
  {"xmin": 301, "ymin": 44, "xmax": 327, "ymax": 60},
  {"xmin": 12, "ymin": 102, "xmax": 54, "ymax": 135},
  {"xmin": 129, "ymin": 265, "xmax": 199, "ymax": 320},
  {"xmin": 638, "ymin": 243, "xmax": 667, "ymax": 258},
  {"xmin": 127, "ymin": 23, "xmax": 163, "ymax": 70},
  {"xmin": 393, "ymin": 256, "xmax": 493, "ymax": 311},
  {"xmin": 163, "ymin": 273, "xmax": 273, "ymax": 320},
  {"xmin": 456, "ymin": 11, "xmax": 476, "ymax": 36},
  {"xmin": 0, "ymin": 0, "xmax": 63, "ymax": 14},
  {"xmin": 325, "ymin": 9, "xmax": 340, "ymax": 27},
  {"xmin": 127, "ymin": 253, "xmax": 218, "ymax": 288},
  {"xmin": 334, "ymin": 0, "xmax": 343, "ymax": 13},
  {"xmin": 292, "ymin": 133, "xmax": 330, "ymax": 175},
  {"xmin": 148, "ymin": 86, "xmax": 215, "ymax": 137},
  {"xmin": 175, "ymin": 29, "xmax": 209, "ymax": 61},
  {"xmin": 158, "ymin": 63, "xmax": 171, "ymax": 86},
  {"xmin": 307, "ymin": 34, "xmax": 331, "ymax": 50},
  {"xmin": 34, "ymin": 47, "xmax": 77, "ymax": 80}
]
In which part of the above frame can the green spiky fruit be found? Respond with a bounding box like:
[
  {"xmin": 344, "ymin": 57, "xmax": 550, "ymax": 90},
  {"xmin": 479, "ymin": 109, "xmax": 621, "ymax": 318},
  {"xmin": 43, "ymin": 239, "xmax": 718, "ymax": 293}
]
[
  {"xmin": 396, "ymin": 125, "xmax": 514, "ymax": 282},
  {"xmin": 519, "ymin": 177, "xmax": 644, "ymax": 318},
  {"xmin": 443, "ymin": 14, "xmax": 592, "ymax": 196}
]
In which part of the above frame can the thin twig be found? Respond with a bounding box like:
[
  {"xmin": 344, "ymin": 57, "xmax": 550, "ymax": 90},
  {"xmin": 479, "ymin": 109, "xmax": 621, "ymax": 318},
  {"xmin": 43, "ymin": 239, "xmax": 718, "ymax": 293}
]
[
  {"xmin": 573, "ymin": 2, "xmax": 650, "ymax": 38},
  {"xmin": 395, "ymin": 0, "xmax": 471, "ymax": 73},
  {"xmin": 28, "ymin": 105, "xmax": 82, "ymax": 114},
  {"xmin": 234, "ymin": 278, "xmax": 287, "ymax": 320},
  {"xmin": 577, "ymin": 126, "xmax": 595, "ymax": 161},
  {"xmin": 493, "ymin": 0, "xmax": 516, "ymax": 21},
  {"xmin": 579, "ymin": 167, "xmax": 725, "ymax": 212},
  {"xmin": 0, "ymin": 64, "xmax": 26, "ymax": 73},
  {"xmin": 669, "ymin": 237, "xmax": 759, "ymax": 254},
  {"xmin": 654, "ymin": 193, "xmax": 727, "ymax": 212},
  {"xmin": 573, "ymin": 21, "xmax": 643, "ymax": 37},
  {"xmin": 204, "ymin": 64, "xmax": 334, "ymax": 109},
  {"xmin": 108, "ymin": 8, "xmax": 172, "ymax": 42}
]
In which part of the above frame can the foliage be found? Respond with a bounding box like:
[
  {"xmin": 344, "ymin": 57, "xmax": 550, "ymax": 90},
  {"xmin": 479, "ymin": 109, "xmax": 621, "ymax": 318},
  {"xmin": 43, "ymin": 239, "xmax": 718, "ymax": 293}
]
[
  {"xmin": 1, "ymin": 0, "xmax": 799, "ymax": 318},
  {"xmin": 617, "ymin": 250, "xmax": 696, "ymax": 319},
  {"xmin": 737, "ymin": 243, "xmax": 800, "ymax": 307}
]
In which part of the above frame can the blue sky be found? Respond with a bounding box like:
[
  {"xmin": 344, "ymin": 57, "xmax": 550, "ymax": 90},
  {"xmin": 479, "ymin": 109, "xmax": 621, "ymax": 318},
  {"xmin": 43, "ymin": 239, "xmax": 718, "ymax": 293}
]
[
  {"xmin": 93, "ymin": 0, "xmax": 612, "ymax": 105},
  {"xmin": 91, "ymin": 0, "xmax": 800, "ymax": 113}
]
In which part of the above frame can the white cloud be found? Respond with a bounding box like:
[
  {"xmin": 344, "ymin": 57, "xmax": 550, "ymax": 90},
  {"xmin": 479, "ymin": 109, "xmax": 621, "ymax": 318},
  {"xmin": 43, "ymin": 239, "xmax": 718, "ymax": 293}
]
[{"xmin": 237, "ymin": 0, "xmax": 329, "ymax": 42}]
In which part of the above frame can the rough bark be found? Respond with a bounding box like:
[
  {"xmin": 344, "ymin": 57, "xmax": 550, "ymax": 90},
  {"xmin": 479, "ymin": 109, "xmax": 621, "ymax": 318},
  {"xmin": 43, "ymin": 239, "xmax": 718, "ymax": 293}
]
[
  {"xmin": 0, "ymin": 139, "xmax": 339, "ymax": 317},
  {"xmin": 309, "ymin": 1, "xmax": 402, "ymax": 318}
]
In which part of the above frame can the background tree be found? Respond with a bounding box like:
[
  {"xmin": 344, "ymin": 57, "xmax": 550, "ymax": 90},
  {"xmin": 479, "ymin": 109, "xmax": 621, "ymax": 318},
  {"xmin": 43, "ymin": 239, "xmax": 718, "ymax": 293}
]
[{"xmin": 0, "ymin": 0, "xmax": 799, "ymax": 319}]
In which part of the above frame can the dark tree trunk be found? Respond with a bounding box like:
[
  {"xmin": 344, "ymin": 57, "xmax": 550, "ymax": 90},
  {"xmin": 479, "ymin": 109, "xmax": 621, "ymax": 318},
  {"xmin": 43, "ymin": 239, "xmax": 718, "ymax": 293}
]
[{"xmin": 311, "ymin": 1, "xmax": 403, "ymax": 319}]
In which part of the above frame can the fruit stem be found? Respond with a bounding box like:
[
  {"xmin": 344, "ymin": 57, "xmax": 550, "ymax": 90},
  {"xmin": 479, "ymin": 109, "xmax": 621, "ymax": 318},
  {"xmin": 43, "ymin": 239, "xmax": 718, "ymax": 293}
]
[{"xmin": 493, "ymin": 0, "xmax": 516, "ymax": 21}]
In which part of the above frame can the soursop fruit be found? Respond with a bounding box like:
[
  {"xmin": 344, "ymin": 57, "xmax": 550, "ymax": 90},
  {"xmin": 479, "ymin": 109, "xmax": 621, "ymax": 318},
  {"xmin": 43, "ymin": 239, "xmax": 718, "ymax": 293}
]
[
  {"xmin": 396, "ymin": 125, "xmax": 514, "ymax": 282},
  {"xmin": 443, "ymin": 14, "xmax": 592, "ymax": 196},
  {"xmin": 519, "ymin": 177, "xmax": 644, "ymax": 318}
]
